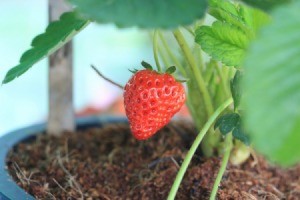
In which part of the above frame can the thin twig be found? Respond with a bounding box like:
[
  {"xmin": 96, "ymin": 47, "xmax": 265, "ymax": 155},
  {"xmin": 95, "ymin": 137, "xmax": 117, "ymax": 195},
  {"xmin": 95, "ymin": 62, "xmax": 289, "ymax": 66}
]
[
  {"xmin": 45, "ymin": 191, "xmax": 57, "ymax": 200},
  {"xmin": 241, "ymin": 191, "xmax": 257, "ymax": 200},
  {"xmin": 148, "ymin": 156, "xmax": 180, "ymax": 169},
  {"xmin": 56, "ymin": 151, "xmax": 84, "ymax": 199},
  {"xmin": 52, "ymin": 178, "xmax": 68, "ymax": 194},
  {"xmin": 13, "ymin": 162, "xmax": 39, "ymax": 185},
  {"xmin": 170, "ymin": 156, "xmax": 180, "ymax": 169},
  {"xmin": 267, "ymin": 184, "xmax": 284, "ymax": 198},
  {"xmin": 91, "ymin": 65, "xmax": 124, "ymax": 89},
  {"xmin": 249, "ymin": 186, "xmax": 281, "ymax": 200}
]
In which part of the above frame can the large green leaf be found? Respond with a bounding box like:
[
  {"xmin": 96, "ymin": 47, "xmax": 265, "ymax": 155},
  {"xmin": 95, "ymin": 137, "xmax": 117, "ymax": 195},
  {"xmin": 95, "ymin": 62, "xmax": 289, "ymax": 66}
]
[
  {"xmin": 2, "ymin": 12, "xmax": 89, "ymax": 84},
  {"xmin": 195, "ymin": 0, "xmax": 270, "ymax": 67},
  {"xmin": 70, "ymin": 0, "xmax": 207, "ymax": 29},
  {"xmin": 243, "ymin": 1, "xmax": 300, "ymax": 166},
  {"xmin": 241, "ymin": 0, "xmax": 291, "ymax": 11}
]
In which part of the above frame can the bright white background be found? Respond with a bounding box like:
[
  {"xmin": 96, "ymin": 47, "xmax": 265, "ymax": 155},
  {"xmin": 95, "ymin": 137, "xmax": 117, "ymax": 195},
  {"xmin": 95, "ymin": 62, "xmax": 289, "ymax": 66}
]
[{"xmin": 0, "ymin": 1, "xmax": 154, "ymax": 136}]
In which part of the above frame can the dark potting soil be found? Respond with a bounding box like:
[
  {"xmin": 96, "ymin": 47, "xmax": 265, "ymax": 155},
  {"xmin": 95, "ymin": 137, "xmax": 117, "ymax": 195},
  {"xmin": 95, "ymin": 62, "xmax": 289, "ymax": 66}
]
[{"xmin": 6, "ymin": 121, "xmax": 300, "ymax": 200}]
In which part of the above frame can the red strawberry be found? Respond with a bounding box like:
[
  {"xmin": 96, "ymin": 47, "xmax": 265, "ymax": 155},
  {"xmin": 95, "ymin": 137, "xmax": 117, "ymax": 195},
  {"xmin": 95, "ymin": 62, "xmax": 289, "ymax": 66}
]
[{"xmin": 124, "ymin": 64, "xmax": 186, "ymax": 140}]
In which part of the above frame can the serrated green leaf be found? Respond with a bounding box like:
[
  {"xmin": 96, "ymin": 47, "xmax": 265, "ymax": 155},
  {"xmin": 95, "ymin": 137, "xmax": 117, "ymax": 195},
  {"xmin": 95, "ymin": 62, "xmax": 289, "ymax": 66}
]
[
  {"xmin": 230, "ymin": 70, "xmax": 243, "ymax": 110},
  {"xmin": 2, "ymin": 12, "xmax": 89, "ymax": 84},
  {"xmin": 241, "ymin": 0, "xmax": 291, "ymax": 11},
  {"xmin": 141, "ymin": 61, "xmax": 153, "ymax": 70},
  {"xmin": 215, "ymin": 113, "xmax": 240, "ymax": 135},
  {"xmin": 195, "ymin": 21, "xmax": 250, "ymax": 67},
  {"xmin": 243, "ymin": 1, "xmax": 300, "ymax": 166},
  {"xmin": 209, "ymin": 0, "xmax": 270, "ymax": 36},
  {"xmin": 210, "ymin": 0, "xmax": 239, "ymax": 16},
  {"xmin": 70, "ymin": 0, "xmax": 207, "ymax": 29},
  {"xmin": 196, "ymin": 0, "xmax": 270, "ymax": 67},
  {"xmin": 209, "ymin": 0, "xmax": 250, "ymax": 34},
  {"xmin": 166, "ymin": 66, "xmax": 176, "ymax": 74}
]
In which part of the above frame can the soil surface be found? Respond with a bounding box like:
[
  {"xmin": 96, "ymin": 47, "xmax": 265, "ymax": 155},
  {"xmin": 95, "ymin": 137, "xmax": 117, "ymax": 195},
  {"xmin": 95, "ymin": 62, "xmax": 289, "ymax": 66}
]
[{"xmin": 6, "ymin": 121, "xmax": 300, "ymax": 200}]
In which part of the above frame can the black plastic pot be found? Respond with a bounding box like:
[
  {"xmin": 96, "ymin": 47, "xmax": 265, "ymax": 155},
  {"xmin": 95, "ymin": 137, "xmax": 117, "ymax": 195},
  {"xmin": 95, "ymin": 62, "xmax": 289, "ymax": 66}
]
[{"xmin": 0, "ymin": 116, "xmax": 127, "ymax": 200}]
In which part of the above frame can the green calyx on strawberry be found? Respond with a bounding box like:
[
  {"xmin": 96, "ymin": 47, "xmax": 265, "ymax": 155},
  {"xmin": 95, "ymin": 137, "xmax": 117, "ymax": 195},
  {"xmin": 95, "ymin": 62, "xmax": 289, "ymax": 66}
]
[{"xmin": 123, "ymin": 61, "xmax": 186, "ymax": 140}]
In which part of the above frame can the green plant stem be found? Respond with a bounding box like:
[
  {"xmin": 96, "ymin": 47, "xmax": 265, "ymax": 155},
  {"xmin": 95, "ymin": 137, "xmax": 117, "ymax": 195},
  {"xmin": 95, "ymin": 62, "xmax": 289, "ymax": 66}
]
[
  {"xmin": 195, "ymin": 46, "xmax": 205, "ymax": 72},
  {"xmin": 214, "ymin": 83, "xmax": 223, "ymax": 105},
  {"xmin": 194, "ymin": 19, "xmax": 205, "ymax": 72},
  {"xmin": 167, "ymin": 98, "xmax": 233, "ymax": 200},
  {"xmin": 186, "ymin": 97, "xmax": 199, "ymax": 125},
  {"xmin": 204, "ymin": 62, "xmax": 215, "ymax": 83},
  {"xmin": 209, "ymin": 133, "xmax": 233, "ymax": 200},
  {"xmin": 173, "ymin": 29, "xmax": 214, "ymax": 116},
  {"xmin": 157, "ymin": 43, "xmax": 170, "ymax": 67},
  {"xmin": 216, "ymin": 65, "xmax": 230, "ymax": 97},
  {"xmin": 153, "ymin": 30, "xmax": 162, "ymax": 72},
  {"xmin": 158, "ymin": 32, "xmax": 186, "ymax": 77}
]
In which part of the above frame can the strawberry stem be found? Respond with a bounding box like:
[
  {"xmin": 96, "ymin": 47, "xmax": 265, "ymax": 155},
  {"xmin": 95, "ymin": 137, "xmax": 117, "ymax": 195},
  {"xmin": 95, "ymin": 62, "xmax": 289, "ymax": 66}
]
[
  {"xmin": 216, "ymin": 63, "xmax": 230, "ymax": 97},
  {"xmin": 153, "ymin": 30, "xmax": 162, "ymax": 73},
  {"xmin": 158, "ymin": 31, "xmax": 187, "ymax": 77},
  {"xmin": 91, "ymin": 65, "xmax": 124, "ymax": 89},
  {"xmin": 173, "ymin": 29, "xmax": 214, "ymax": 116},
  {"xmin": 167, "ymin": 98, "xmax": 233, "ymax": 200}
]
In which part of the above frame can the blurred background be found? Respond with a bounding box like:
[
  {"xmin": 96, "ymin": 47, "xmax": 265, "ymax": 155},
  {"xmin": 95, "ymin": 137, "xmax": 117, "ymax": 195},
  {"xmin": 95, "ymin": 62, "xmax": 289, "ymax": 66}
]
[{"xmin": 0, "ymin": 0, "xmax": 156, "ymax": 136}]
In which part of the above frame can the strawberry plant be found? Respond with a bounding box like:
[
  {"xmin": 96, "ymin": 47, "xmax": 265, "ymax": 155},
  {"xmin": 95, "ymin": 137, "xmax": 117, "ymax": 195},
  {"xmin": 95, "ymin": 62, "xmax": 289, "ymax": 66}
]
[{"xmin": 2, "ymin": 0, "xmax": 300, "ymax": 199}]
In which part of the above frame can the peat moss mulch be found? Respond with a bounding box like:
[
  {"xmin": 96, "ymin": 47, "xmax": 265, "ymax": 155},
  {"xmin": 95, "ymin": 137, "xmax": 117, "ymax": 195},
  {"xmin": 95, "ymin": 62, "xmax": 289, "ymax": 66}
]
[{"xmin": 6, "ymin": 121, "xmax": 300, "ymax": 200}]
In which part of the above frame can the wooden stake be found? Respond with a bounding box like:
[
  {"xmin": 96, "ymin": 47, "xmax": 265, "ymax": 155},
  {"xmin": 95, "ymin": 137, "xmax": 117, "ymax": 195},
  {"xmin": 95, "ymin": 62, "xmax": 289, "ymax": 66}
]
[{"xmin": 47, "ymin": 0, "xmax": 75, "ymax": 135}]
